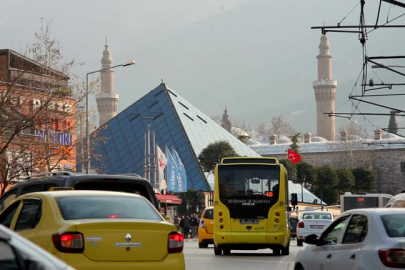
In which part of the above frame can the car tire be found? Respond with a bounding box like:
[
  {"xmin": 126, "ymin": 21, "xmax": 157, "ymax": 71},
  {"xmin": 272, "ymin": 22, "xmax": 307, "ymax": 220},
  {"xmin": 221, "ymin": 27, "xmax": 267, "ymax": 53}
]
[
  {"xmin": 199, "ymin": 242, "xmax": 208, "ymax": 248},
  {"xmin": 273, "ymin": 248, "xmax": 281, "ymax": 255},
  {"xmin": 297, "ymin": 239, "xmax": 303, "ymax": 247},
  {"xmin": 294, "ymin": 263, "xmax": 305, "ymax": 270},
  {"xmin": 281, "ymin": 244, "xmax": 290, "ymax": 255},
  {"xmin": 214, "ymin": 245, "xmax": 222, "ymax": 255},
  {"xmin": 223, "ymin": 249, "xmax": 231, "ymax": 255}
]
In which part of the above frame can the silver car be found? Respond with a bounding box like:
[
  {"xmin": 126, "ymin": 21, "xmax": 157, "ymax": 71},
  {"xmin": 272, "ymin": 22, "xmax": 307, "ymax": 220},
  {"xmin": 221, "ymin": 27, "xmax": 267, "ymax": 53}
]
[
  {"xmin": 0, "ymin": 224, "xmax": 74, "ymax": 270},
  {"xmin": 293, "ymin": 208, "xmax": 405, "ymax": 270}
]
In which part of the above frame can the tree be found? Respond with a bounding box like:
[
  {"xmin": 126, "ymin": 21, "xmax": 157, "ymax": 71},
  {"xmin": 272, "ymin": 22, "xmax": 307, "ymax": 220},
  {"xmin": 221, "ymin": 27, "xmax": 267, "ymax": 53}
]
[
  {"xmin": 221, "ymin": 108, "xmax": 232, "ymax": 132},
  {"xmin": 352, "ymin": 167, "xmax": 375, "ymax": 193},
  {"xmin": 279, "ymin": 159, "xmax": 297, "ymax": 181},
  {"xmin": 290, "ymin": 132, "xmax": 301, "ymax": 153},
  {"xmin": 176, "ymin": 189, "xmax": 205, "ymax": 216},
  {"xmin": 0, "ymin": 19, "xmax": 96, "ymax": 196},
  {"xmin": 296, "ymin": 161, "xmax": 316, "ymax": 185},
  {"xmin": 198, "ymin": 141, "xmax": 239, "ymax": 174},
  {"xmin": 313, "ymin": 166, "xmax": 339, "ymax": 204},
  {"xmin": 336, "ymin": 168, "xmax": 355, "ymax": 195},
  {"xmin": 270, "ymin": 115, "xmax": 296, "ymax": 137}
]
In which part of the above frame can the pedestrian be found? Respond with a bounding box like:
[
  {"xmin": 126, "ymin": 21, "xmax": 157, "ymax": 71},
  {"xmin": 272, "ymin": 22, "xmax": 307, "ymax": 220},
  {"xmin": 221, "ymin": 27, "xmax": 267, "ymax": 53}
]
[
  {"xmin": 182, "ymin": 215, "xmax": 191, "ymax": 239},
  {"xmin": 190, "ymin": 214, "xmax": 199, "ymax": 238},
  {"xmin": 174, "ymin": 215, "xmax": 181, "ymax": 231},
  {"xmin": 179, "ymin": 215, "xmax": 185, "ymax": 233}
]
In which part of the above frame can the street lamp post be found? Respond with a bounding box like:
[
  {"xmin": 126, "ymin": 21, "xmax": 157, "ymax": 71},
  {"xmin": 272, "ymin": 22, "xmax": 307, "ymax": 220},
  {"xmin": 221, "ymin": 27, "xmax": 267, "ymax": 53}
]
[{"xmin": 85, "ymin": 60, "xmax": 135, "ymax": 174}]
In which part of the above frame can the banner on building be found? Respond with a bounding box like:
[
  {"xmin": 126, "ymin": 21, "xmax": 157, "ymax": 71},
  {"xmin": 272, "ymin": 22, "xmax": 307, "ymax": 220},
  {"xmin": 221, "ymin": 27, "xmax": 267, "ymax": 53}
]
[
  {"xmin": 166, "ymin": 148, "xmax": 179, "ymax": 192},
  {"xmin": 173, "ymin": 149, "xmax": 187, "ymax": 192},
  {"xmin": 156, "ymin": 144, "xmax": 167, "ymax": 190}
]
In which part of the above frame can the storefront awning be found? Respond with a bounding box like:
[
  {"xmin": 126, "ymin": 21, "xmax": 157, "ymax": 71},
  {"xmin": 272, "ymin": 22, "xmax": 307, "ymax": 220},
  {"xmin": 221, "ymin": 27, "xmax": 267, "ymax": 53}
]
[{"xmin": 156, "ymin": 194, "xmax": 182, "ymax": 204}]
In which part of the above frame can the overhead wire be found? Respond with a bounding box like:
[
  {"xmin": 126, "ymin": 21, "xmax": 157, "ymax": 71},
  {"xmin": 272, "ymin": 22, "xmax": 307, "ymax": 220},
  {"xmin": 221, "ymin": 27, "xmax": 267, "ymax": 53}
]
[
  {"xmin": 368, "ymin": 11, "xmax": 405, "ymax": 34},
  {"xmin": 338, "ymin": 2, "xmax": 360, "ymax": 26}
]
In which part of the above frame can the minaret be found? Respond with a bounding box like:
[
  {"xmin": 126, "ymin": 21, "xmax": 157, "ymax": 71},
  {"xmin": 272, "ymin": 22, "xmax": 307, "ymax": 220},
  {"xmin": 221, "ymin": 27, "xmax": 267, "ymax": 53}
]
[
  {"xmin": 96, "ymin": 41, "xmax": 119, "ymax": 127},
  {"xmin": 313, "ymin": 34, "xmax": 337, "ymax": 141}
]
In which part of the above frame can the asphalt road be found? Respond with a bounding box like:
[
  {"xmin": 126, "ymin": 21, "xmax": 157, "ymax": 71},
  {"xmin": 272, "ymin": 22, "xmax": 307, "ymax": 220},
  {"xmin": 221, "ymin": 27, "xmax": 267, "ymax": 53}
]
[{"xmin": 184, "ymin": 239, "xmax": 300, "ymax": 270}]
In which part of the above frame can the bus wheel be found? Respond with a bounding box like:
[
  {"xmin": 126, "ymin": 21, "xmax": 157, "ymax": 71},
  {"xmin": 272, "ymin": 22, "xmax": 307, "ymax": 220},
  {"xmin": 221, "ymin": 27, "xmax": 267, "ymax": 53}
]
[
  {"xmin": 273, "ymin": 248, "xmax": 281, "ymax": 255},
  {"xmin": 297, "ymin": 239, "xmax": 303, "ymax": 247},
  {"xmin": 281, "ymin": 245, "xmax": 289, "ymax": 255},
  {"xmin": 223, "ymin": 249, "xmax": 231, "ymax": 255},
  {"xmin": 214, "ymin": 246, "xmax": 222, "ymax": 255}
]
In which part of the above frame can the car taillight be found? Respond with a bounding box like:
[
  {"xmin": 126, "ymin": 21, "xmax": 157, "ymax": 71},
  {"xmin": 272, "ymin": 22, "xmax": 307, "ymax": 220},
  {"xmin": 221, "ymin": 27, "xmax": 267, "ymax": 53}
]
[
  {"xmin": 298, "ymin": 221, "xmax": 305, "ymax": 228},
  {"xmin": 52, "ymin": 232, "xmax": 84, "ymax": 253},
  {"xmin": 200, "ymin": 219, "xmax": 206, "ymax": 228},
  {"xmin": 379, "ymin": 249, "xmax": 405, "ymax": 268},
  {"xmin": 168, "ymin": 232, "xmax": 184, "ymax": 253}
]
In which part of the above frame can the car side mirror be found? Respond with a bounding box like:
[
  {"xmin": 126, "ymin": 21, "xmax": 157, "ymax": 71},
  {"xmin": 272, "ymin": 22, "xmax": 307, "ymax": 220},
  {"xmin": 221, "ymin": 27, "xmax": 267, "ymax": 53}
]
[{"xmin": 304, "ymin": 234, "xmax": 318, "ymax": 245}]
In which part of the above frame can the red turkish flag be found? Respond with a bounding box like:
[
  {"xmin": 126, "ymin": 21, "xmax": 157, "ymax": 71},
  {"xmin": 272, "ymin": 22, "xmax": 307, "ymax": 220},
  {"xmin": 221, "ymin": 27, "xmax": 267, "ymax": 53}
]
[{"xmin": 287, "ymin": 149, "xmax": 301, "ymax": 164}]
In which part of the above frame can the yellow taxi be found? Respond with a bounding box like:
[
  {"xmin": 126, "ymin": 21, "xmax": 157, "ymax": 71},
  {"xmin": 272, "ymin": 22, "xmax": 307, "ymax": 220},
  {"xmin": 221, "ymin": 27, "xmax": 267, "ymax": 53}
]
[
  {"xmin": 0, "ymin": 190, "xmax": 185, "ymax": 270},
  {"xmin": 198, "ymin": 206, "xmax": 214, "ymax": 248}
]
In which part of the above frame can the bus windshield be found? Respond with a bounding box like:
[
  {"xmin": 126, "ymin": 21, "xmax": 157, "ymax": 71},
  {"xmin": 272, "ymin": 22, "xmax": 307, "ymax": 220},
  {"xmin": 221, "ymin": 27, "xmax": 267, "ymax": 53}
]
[{"xmin": 218, "ymin": 165, "xmax": 280, "ymax": 200}]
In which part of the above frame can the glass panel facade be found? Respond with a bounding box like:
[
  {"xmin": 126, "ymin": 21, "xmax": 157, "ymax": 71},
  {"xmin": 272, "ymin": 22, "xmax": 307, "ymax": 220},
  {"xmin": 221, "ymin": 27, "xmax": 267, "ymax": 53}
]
[{"xmin": 90, "ymin": 83, "xmax": 259, "ymax": 191}]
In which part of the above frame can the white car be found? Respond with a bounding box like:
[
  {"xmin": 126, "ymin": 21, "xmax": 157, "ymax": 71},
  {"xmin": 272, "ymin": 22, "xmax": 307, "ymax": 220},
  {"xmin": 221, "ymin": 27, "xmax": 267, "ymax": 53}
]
[
  {"xmin": 293, "ymin": 208, "xmax": 405, "ymax": 270},
  {"xmin": 0, "ymin": 224, "xmax": 74, "ymax": 270},
  {"xmin": 296, "ymin": 211, "xmax": 334, "ymax": 246}
]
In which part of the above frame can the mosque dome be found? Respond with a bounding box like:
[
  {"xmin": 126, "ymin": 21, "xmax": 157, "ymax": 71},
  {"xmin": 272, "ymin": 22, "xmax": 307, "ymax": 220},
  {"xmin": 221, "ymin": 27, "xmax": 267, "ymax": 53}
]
[
  {"xmin": 382, "ymin": 132, "xmax": 400, "ymax": 140},
  {"xmin": 312, "ymin": 136, "xmax": 328, "ymax": 142},
  {"xmin": 277, "ymin": 135, "xmax": 291, "ymax": 144}
]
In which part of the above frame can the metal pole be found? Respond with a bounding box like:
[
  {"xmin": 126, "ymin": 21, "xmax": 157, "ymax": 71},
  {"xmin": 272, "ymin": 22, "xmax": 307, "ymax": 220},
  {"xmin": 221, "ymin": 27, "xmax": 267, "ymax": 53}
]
[
  {"xmin": 153, "ymin": 132, "xmax": 158, "ymax": 191},
  {"xmin": 85, "ymin": 73, "xmax": 89, "ymax": 174},
  {"xmin": 147, "ymin": 125, "xmax": 151, "ymax": 181},
  {"xmin": 144, "ymin": 132, "xmax": 147, "ymax": 179}
]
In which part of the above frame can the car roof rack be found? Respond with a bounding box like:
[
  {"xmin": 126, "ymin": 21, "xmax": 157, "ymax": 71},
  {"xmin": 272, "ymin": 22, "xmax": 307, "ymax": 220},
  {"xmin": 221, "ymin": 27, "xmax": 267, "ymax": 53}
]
[{"xmin": 25, "ymin": 171, "xmax": 75, "ymax": 180}]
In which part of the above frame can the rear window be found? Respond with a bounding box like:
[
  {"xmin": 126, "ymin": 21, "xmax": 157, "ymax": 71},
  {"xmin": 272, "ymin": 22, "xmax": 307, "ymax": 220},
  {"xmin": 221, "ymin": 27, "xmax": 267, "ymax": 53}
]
[
  {"xmin": 56, "ymin": 196, "xmax": 163, "ymax": 221},
  {"xmin": 381, "ymin": 214, "xmax": 405, "ymax": 237},
  {"xmin": 302, "ymin": 213, "xmax": 332, "ymax": 220},
  {"xmin": 203, "ymin": 209, "xmax": 213, "ymax": 220}
]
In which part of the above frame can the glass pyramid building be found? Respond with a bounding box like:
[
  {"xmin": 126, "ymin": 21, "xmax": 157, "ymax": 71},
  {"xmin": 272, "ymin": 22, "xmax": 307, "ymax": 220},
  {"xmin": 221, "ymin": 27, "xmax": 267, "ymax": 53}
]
[{"xmin": 90, "ymin": 83, "xmax": 260, "ymax": 191}]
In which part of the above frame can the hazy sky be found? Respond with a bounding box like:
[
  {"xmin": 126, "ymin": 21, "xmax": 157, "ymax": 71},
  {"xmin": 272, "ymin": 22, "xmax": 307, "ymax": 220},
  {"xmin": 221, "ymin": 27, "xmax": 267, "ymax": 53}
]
[{"xmin": 2, "ymin": 0, "xmax": 405, "ymax": 137}]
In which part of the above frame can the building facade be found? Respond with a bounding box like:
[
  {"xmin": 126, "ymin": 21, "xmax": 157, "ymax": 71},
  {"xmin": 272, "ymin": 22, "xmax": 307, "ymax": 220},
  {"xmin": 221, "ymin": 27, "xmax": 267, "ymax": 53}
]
[{"xmin": 0, "ymin": 49, "xmax": 77, "ymax": 184}]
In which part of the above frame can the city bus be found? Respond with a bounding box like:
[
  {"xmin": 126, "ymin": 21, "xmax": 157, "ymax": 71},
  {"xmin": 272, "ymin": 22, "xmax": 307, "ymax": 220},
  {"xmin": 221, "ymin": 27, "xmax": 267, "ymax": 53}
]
[
  {"xmin": 340, "ymin": 192, "xmax": 393, "ymax": 212},
  {"xmin": 213, "ymin": 157, "xmax": 290, "ymax": 256}
]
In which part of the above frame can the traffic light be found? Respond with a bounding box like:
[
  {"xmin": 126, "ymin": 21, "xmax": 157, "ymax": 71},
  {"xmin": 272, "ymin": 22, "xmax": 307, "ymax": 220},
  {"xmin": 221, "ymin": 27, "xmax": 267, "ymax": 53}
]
[{"xmin": 291, "ymin": 193, "xmax": 298, "ymax": 206}]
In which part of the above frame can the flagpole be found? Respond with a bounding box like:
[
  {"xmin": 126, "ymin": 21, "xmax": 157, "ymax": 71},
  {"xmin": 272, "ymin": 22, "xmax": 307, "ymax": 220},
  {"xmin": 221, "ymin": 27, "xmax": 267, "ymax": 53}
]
[
  {"xmin": 153, "ymin": 132, "xmax": 158, "ymax": 192},
  {"xmin": 144, "ymin": 132, "xmax": 147, "ymax": 179},
  {"xmin": 147, "ymin": 125, "xmax": 151, "ymax": 182}
]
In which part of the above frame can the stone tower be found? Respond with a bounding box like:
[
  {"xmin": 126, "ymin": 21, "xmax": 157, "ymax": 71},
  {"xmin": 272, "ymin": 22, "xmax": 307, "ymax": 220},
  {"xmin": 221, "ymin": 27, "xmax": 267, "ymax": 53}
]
[
  {"xmin": 313, "ymin": 34, "xmax": 337, "ymax": 141},
  {"xmin": 96, "ymin": 42, "xmax": 119, "ymax": 127}
]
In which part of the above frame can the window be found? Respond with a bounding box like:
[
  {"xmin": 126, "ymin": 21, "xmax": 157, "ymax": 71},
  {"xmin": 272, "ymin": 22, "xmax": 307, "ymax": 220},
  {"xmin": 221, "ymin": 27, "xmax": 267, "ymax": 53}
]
[
  {"xmin": 0, "ymin": 189, "xmax": 18, "ymax": 212},
  {"xmin": 381, "ymin": 214, "xmax": 405, "ymax": 238},
  {"xmin": 20, "ymin": 184, "xmax": 43, "ymax": 195},
  {"xmin": 401, "ymin": 162, "xmax": 405, "ymax": 173},
  {"xmin": 0, "ymin": 241, "xmax": 19, "ymax": 268},
  {"xmin": 342, "ymin": 214, "xmax": 368, "ymax": 243},
  {"xmin": 203, "ymin": 209, "xmax": 213, "ymax": 220},
  {"xmin": 15, "ymin": 202, "xmax": 42, "ymax": 231},
  {"xmin": 0, "ymin": 201, "xmax": 21, "ymax": 228},
  {"xmin": 321, "ymin": 216, "xmax": 349, "ymax": 245}
]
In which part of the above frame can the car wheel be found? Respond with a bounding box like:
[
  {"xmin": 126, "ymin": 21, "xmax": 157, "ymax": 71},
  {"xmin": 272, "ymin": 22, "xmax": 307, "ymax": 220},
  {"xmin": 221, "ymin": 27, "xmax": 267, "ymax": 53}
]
[
  {"xmin": 294, "ymin": 263, "xmax": 305, "ymax": 270},
  {"xmin": 223, "ymin": 249, "xmax": 231, "ymax": 255},
  {"xmin": 214, "ymin": 245, "xmax": 222, "ymax": 255},
  {"xmin": 297, "ymin": 239, "xmax": 303, "ymax": 246},
  {"xmin": 273, "ymin": 248, "xmax": 281, "ymax": 255},
  {"xmin": 199, "ymin": 242, "xmax": 208, "ymax": 248},
  {"xmin": 281, "ymin": 244, "xmax": 290, "ymax": 255}
]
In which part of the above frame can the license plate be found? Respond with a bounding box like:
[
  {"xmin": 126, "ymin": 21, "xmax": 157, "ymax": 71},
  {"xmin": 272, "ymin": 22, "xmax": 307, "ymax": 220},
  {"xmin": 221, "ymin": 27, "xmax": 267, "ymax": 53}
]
[
  {"xmin": 240, "ymin": 219, "xmax": 259, "ymax": 224},
  {"xmin": 310, "ymin": 225, "xmax": 324, "ymax": 229}
]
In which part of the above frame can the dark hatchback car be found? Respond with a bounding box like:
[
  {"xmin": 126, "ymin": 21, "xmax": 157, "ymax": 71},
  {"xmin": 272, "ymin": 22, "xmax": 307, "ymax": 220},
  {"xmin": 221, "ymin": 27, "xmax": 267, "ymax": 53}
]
[
  {"xmin": 0, "ymin": 172, "xmax": 158, "ymax": 212},
  {"xmin": 289, "ymin": 216, "xmax": 298, "ymax": 238}
]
